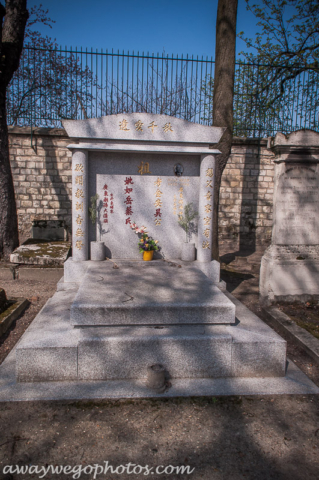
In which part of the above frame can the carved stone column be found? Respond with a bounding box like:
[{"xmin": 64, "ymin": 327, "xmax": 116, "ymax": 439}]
[
  {"xmin": 197, "ymin": 154, "xmax": 215, "ymax": 263},
  {"xmin": 72, "ymin": 150, "xmax": 88, "ymax": 261}
]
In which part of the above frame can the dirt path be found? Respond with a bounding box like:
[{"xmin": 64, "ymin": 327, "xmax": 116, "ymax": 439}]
[{"xmin": 0, "ymin": 265, "xmax": 318, "ymax": 480}]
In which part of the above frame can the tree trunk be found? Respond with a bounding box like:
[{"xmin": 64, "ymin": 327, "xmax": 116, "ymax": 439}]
[
  {"xmin": 0, "ymin": 0, "xmax": 28, "ymax": 259},
  {"xmin": 212, "ymin": 0, "xmax": 238, "ymax": 261},
  {"xmin": 0, "ymin": 89, "xmax": 18, "ymax": 257}
]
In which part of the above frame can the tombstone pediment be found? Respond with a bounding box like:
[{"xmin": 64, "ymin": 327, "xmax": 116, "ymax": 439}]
[{"xmin": 63, "ymin": 113, "xmax": 225, "ymax": 145}]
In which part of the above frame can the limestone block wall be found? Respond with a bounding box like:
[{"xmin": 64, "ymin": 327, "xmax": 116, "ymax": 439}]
[{"xmin": 8, "ymin": 127, "xmax": 275, "ymax": 249}]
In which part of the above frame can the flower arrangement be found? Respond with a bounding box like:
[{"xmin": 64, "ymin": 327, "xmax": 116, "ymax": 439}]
[{"xmin": 130, "ymin": 222, "xmax": 159, "ymax": 253}]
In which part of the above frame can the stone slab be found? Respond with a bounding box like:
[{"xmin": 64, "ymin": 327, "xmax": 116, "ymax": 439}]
[
  {"xmin": 260, "ymin": 245, "xmax": 319, "ymax": 304},
  {"xmin": 63, "ymin": 113, "xmax": 226, "ymax": 145},
  {"xmin": 272, "ymin": 162, "xmax": 319, "ymax": 245},
  {"xmin": 262, "ymin": 306, "xmax": 319, "ymax": 366},
  {"xmin": 10, "ymin": 239, "xmax": 71, "ymax": 266},
  {"xmin": 1, "ymin": 348, "xmax": 318, "ymax": 401},
  {"xmin": 15, "ymin": 281, "xmax": 287, "ymax": 383},
  {"xmin": 93, "ymin": 174, "xmax": 200, "ymax": 259},
  {"xmin": 70, "ymin": 261, "xmax": 235, "ymax": 325}
]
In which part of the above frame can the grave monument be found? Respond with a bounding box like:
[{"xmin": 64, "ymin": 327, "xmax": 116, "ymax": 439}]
[
  {"xmin": 15, "ymin": 114, "xmax": 287, "ymax": 387},
  {"xmin": 260, "ymin": 130, "xmax": 319, "ymax": 305}
]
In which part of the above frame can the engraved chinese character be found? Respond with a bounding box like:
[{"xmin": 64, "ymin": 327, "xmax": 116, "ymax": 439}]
[
  {"xmin": 206, "ymin": 168, "xmax": 214, "ymax": 178},
  {"xmin": 76, "ymin": 202, "xmax": 83, "ymax": 212},
  {"xmin": 119, "ymin": 119, "xmax": 130, "ymax": 131},
  {"xmin": 154, "ymin": 178, "xmax": 162, "ymax": 187},
  {"xmin": 76, "ymin": 228, "xmax": 84, "ymax": 237},
  {"xmin": 154, "ymin": 209, "xmax": 162, "ymax": 218},
  {"xmin": 124, "ymin": 196, "xmax": 133, "ymax": 205},
  {"xmin": 126, "ymin": 217, "xmax": 131, "ymax": 225},
  {"xmin": 205, "ymin": 191, "xmax": 212, "ymax": 201},
  {"xmin": 125, "ymin": 187, "xmax": 133, "ymax": 194},
  {"xmin": 204, "ymin": 204, "xmax": 212, "ymax": 213},
  {"xmin": 75, "ymin": 188, "xmax": 84, "ymax": 199},
  {"xmin": 202, "ymin": 240, "xmax": 210, "ymax": 249},
  {"xmin": 75, "ymin": 175, "xmax": 83, "ymax": 186},
  {"xmin": 138, "ymin": 161, "xmax": 151, "ymax": 175},
  {"xmin": 103, "ymin": 184, "xmax": 108, "ymax": 190},
  {"xmin": 155, "ymin": 218, "xmax": 161, "ymax": 226},
  {"xmin": 206, "ymin": 180, "xmax": 213, "ymax": 188},
  {"xmin": 203, "ymin": 228, "xmax": 210, "ymax": 238},
  {"xmin": 163, "ymin": 122, "xmax": 173, "ymax": 133},
  {"xmin": 124, "ymin": 177, "xmax": 134, "ymax": 185},
  {"xmin": 76, "ymin": 215, "xmax": 83, "ymax": 225},
  {"xmin": 75, "ymin": 164, "xmax": 84, "ymax": 172},
  {"xmin": 154, "ymin": 198, "xmax": 163, "ymax": 208},
  {"xmin": 203, "ymin": 216, "xmax": 211, "ymax": 226},
  {"xmin": 135, "ymin": 120, "xmax": 143, "ymax": 131},
  {"xmin": 126, "ymin": 206, "xmax": 133, "ymax": 216},
  {"xmin": 155, "ymin": 189, "xmax": 163, "ymax": 198},
  {"xmin": 148, "ymin": 121, "xmax": 158, "ymax": 133},
  {"xmin": 75, "ymin": 240, "xmax": 84, "ymax": 250}
]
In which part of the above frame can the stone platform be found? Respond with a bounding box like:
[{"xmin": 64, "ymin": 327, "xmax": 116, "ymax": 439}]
[
  {"xmin": 15, "ymin": 260, "xmax": 288, "ymax": 385},
  {"xmin": 71, "ymin": 261, "xmax": 235, "ymax": 326}
]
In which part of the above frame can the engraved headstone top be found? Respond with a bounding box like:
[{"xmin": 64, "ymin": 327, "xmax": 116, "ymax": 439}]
[
  {"xmin": 63, "ymin": 113, "xmax": 225, "ymax": 144},
  {"xmin": 271, "ymin": 130, "xmax": 319, "ymax": 246}
]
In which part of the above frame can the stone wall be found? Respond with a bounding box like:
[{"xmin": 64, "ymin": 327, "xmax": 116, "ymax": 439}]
[{"xmin": 9, "ymin": 127, "xmax": 274, "ymax": 249}]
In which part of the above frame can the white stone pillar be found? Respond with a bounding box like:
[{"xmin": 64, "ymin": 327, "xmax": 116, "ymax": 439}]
[
  {"xmin": 197, "ymin": 154, "xmax": 215, "ymax": 263},
  {"xmin": 72, "ymin": 150, "xmax": 88, "ymax": 261}
]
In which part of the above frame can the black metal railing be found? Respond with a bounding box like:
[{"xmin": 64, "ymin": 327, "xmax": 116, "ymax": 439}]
[{"xmin": 7, "ymin": 45, "xmax": 319, "ymax": 137}]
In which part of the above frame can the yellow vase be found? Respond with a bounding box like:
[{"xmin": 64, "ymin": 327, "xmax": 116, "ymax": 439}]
[{"xmin": 143, "ymin": 250, "xmax": 154, "ymax": 261}]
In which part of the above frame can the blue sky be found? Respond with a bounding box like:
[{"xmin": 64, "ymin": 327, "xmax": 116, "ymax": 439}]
[{"xmin": 28, "ymin": 0, "xmax": 259, "ymax": 58}]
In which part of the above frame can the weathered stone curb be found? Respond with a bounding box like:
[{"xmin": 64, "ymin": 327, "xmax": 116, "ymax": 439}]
[
  {"xmin": 262, "ymin": 306, "xmax": 319, "ymax": 366},
  {"xmin": 0, "ymin": 298, "xmax": 29, "ymax": 337}
]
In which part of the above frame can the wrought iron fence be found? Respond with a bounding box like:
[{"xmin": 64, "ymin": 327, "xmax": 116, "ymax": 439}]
[{"xmin": 7, "ymin": 45, "xmax": 319, "ymax": 138}]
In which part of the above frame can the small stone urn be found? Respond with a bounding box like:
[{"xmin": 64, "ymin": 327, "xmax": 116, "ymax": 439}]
[
  {"xmin": 90, "ymin": 241, "xmax": 105, "ymax": 261},
  {"xmin": 181, "ymin": 242, "xmax": 196, "ymax": 261}
]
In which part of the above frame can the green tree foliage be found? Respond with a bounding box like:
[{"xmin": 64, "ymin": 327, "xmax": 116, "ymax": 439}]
[{"xmin": 237, "ymin": 0, "xmax": 319, "ymax": 133}]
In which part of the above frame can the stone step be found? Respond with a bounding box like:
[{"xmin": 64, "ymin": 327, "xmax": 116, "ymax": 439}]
[
  {"xmin": 70, "ymin": 262, "xmax": 236, "ymax": 326},
  {"xmin": 16, "ymin": 288, "xmax": 287, "ymax": 383}
]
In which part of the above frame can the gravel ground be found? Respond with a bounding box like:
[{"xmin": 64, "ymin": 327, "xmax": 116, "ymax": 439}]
[{"xmin": 0, "ymin": 263, "xmax": 318, "ymax": 480}]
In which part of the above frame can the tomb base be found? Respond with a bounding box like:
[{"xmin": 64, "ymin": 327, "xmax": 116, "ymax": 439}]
[
  {"xmin": 260, "ymin": 245, "xmax": 319, "ymax": 305},
  {"xmin": 15, "ymin": 259, "xmax": 287, "ymax": 385}
]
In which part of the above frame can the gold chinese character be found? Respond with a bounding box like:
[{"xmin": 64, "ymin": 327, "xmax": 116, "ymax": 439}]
[
  {"xmin": 75, "ymin": 240, "xmax": 84, "ymax": 250},
  {"xmin": 203, "ymin": 228, "xmax": 210, "ymax": 238},
  {"xmin": 76, "ymin": 202, "xmax": 83, "ymax": 212},
  {"xmin": 203, "ymin": 216, "xmax": 211, "ymax": 226},
  {"xmin": 154, "ymin": 198, "xmax": 163, "ymax": 208},
  {"xmin": 163, "ymin": 122, "xmax": 173, "ymax": 133},
  {"xmin": 155, "ymin": 218, "xmax": 161, "ymax": 226},
  {"xmin": 205, "ymin": 204, "xmax": 212, "ymax": 213},
  {"xmin": 179, "ymin": 187, "xmax": 183, "ymax": 193},
  {"xmin": 75, "ymin": 164, "xmax": 84, "ymax": 172},
  {"xmin": 206, "ymin": 168, "xmax": 214, "ymax": 178},
  {"xmin": 205, "ymin": 191, "xmax": 212, "ymax": 201},
  {"xmin": 75, "ymin": 175, "xmax": 83, "ymax": 186},
  {"xmin": 76, "ymin": 215, "xmax": 83, "ymax": 225},
  {"xmin": 75, "ymin": 188, "xmax": 84, "ymax": 198},
  {"xmin": 202, "ymin": 240, "xmax": 210, "ymax": 249},
  {"xmin": 119, "ymin": 119, "xmax": 130, "ymax": 131},
  {"xmin": 179, "ymin": 199, "xmax": 183, "ymax": 205},
  {"xmin": 206, "ymin": 180, "xmax": 213, "ymax": 188},
  {"xmin": 148, "ymin": 121, "xmax": 157, "ymax": 133},
  {"xmin": 154, "ymin": 177, "xmax": 162, "ymax": 187},
  {"xmin": 138, "ymin": 161, "xmax": 151, "ymax": 175},
  {"xmin": 76, "ymin": 228, "xmax": 84, "ymax": 237},
  {"xmin": 135, "ymin": 120, "xmax": 143, "ymax": 131},
  {"xmin": 155, "ymin": 189, "xmax": 163, "ymax": 197}
]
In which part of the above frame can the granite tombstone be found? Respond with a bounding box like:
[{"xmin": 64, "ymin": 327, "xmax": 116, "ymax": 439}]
[{"xmin": 260, "ymin": 130, "xmax": 319, "ymax": 304}]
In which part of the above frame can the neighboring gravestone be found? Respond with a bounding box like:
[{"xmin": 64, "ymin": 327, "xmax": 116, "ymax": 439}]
[
  {"xmin": 260, "ymin": 130, "xmax": 319, "ymax": 304},
  {"xmin": 62, "ymin": 113, "xmax": 225, "ymax": 282}
]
